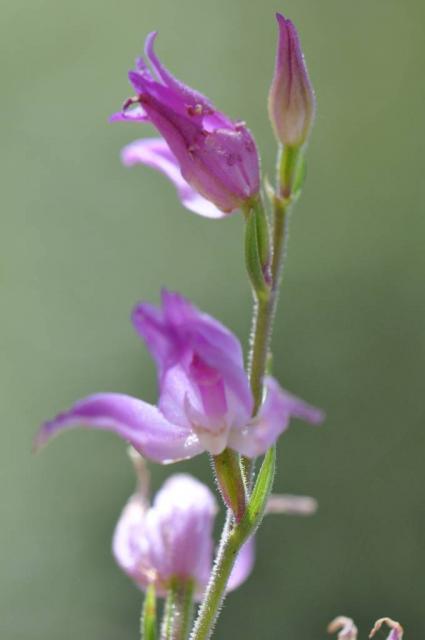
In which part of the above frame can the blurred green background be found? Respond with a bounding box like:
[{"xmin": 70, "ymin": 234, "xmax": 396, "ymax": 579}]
[{"xmin": 1, "ymin": 0, "xmax": 424, "ymax": 638}]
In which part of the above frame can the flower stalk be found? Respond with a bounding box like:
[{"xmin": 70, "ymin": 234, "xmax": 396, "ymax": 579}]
[
  {"xmin": 161, "ymin": 579, "xmax": 195, "ymax": 640},
  {"xmin": 191, "ymin": 139, "xmax": 308, "ymax": 639},
  {"xmin": 141, "ymin": 585, "xmax": 157, "ymax": 640},
  {"xmin": 190, "ymin": 447, "xmax": 276, "ymax": 640}
]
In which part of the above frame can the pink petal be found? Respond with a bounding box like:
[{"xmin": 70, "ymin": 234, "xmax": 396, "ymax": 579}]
[
  {"xmin": 228, "ymin": 377, "xmax": 324, "ymax": 457},
  {"xmin": 369, "ymin": 618, "xmax": 403, "ymax": 640},
  {"xmin": 328, "ymin": 617, "xmax": 358, "ymax": 640},
  {"xmin": 132, "ymin": 290, "xmax": 253, "ymax": 423},
  {"xmin": 113, "ymin": 474, "xmax": 217, "ymax": 599},
  {"xmin": 34, "ymin": 393, "xmax": 202, "ymax": 464},
  {"xmin": 121, "ymin": 138, "xmax": 225, "ymax": 218},
  {"xmin": 227, "ymin": 536, "xmax": 255, "ymax": 592}
]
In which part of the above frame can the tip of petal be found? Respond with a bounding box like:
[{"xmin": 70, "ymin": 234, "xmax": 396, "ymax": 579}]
[
  {"xmin": 276, "ymin": 12, "xmax": 291, "ymax": 27},
  {"xmin": 32, "ymin": 419, "xmax": 59, "ymax": 453},
  {"xmin": 369, "ymin": 618, "xmax": 403, "ymax": 639},
  {"xmin": 109, "ymin": 112, "xmax": 125, "ymax": 123},
  {"xmin": 145, "ymin": 30, "xmax": 159, "ymax": 59},
  {"xmin": 328, "ymin": 617, "xmax": 358, "ymax": 640},
  {"xmin": 32, "ymin": 432, "xmax": 44, "ymax": 454},
  {"xmin": 308, "ymin": 407, "xmax": 326, "ymax": 425}
]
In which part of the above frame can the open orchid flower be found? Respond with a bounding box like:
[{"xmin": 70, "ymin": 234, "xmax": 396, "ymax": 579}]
[
  {"xmin": 35, "ymin": 290, "xmax": 323, "ymax": 462},
  {"xmin": 111, "ymin": 32, "xmax": 260, "ymax": 216},
  {"xmin": 113, "ymin": 471, "xmax": 253, "ymax": 600}
]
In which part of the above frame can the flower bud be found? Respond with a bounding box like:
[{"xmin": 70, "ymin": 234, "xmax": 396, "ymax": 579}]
[{"xmin": 268, "ymin": 13, "xmax": 316, "ymax": 147}]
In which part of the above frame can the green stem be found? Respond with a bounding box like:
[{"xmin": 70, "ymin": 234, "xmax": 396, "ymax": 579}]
[
  {"xmin": 190, "ymin": 446, "xmax": 277, "ymax": 640},
  {"xmin": 175, "ymin": 580, "xmax": 195, "ymax": 640},
  {"xmin": 161, "ymin": 580, "xmax": 194, "ymax": 640},
  {"xmin": 189, "ymin": 512, "xmax": 238, "ymax": 640},
  {"xmin": 141, "ymin": 585, "xmax": 157, "ymax": 640},
  {"xmin": 190, "ymin": 145, "xmax": 302, "ymax": 640},
  {"xmin": 242, "ymin": 192, "xmax": 290, "ymax": 483}
]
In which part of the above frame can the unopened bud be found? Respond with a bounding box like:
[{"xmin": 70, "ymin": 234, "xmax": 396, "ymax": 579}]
[{"xmin": 269, "ymin": 13, "xmax": 316, "ymax": 147}]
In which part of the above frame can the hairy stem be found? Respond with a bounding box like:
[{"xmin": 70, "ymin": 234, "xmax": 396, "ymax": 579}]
[
  {"xmin": 190, "ymin": 146, "xmax": 300, "ymax": 640},
  {"xmin": 161, "ymin": 580, "xmax": 195, "ymax": 640},
  {"xmin": 141, "ymin": 584, "xmax": 157, "ymax": 640},
  {"xmin": 189, "ymin": 512, "xmax": 237, "ymax": 640}
]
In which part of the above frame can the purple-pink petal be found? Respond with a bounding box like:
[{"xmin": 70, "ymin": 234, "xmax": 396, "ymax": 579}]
[
  {"xmin": 132, "ymin": 290, "xmax": 253, "ymax": 423},
  {"xmin": 227, "ymin": 536, "xmax": 255, "ymax": 592},
  {"xmin": 121, "ymin": 138, "xmax": 224, "ymax": 218},
  {"xmin": 369, "ymin": 618, "xmax": 404, "ymax": 640},
  {"xmin": 144, "ymin": 32, "xmax": 221, "ymax": 120},
  {"xmin": 35, "ymin": 393, "xmax": 202, "ymax": 464},
  {"xmin": 328, "ymin": 617, "xmax": 358, "ymax": 640},
  {"xmin": 228, "ymin": 376, "xmax": 324, "ymax": 457},
  {"xmin": 112, "ymin": 474, "xmax": 217, "ymax": 598},
  {"xmin": 113, "ymin": 32, "xmax": 260, "ymax": 214}
]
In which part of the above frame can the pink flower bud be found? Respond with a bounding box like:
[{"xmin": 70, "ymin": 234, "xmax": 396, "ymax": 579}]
[{"xmin": 268, "ymin": 13, "xmax": 316, "ymax": 147}]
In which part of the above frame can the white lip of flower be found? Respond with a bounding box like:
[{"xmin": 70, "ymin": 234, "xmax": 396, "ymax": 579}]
[{"xmin": 184, "ymin": 394, "xmax": 230, "ymax": 455}]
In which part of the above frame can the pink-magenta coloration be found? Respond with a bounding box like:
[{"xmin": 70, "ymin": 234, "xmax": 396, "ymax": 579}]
[
  {"xmin": 268, "ymin": 13, "xmax": 316, "ymax": 146},
  {"xmin": 121, "ymin": 138, "xmax": 224, "ymax": 218},
  {"xmin": 369, "ymin": 618, "xmax": 404, "ymax": 640},
  {"xmin": 113, "ymin": 473, "xmax": 254, "ymax": 599},
  {"xmin": 35, "ymin": 291, "xmax": 324, "ymax": 462},
  {"xmin": 112, "ymin": 32, "xmax": 260, "ymax": 215},
  {"xmin": 328, "ymin": 617, "xmax": 358, "ymax": 640}
]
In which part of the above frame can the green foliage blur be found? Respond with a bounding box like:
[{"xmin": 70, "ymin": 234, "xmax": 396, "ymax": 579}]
[{"xmin": 1, "ymin": 0, "xmax": 424, "ymax": 637}]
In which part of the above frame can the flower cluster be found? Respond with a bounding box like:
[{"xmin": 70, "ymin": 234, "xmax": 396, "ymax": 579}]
[{"xmin": 35, "ymin": 11, "xmax": 404, "ymax": 640}]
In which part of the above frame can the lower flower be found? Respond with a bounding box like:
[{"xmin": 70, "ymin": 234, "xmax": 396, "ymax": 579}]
[
  {"xmin": 113, "ymin": 451, "xmax": 318, "ymax": 599},
  {"xmin": 113, "ymin": 465, "xmax": 253, "ymax": 599},
  {"xmin": 35, "ymin": 290, "xmax": 324, "ymax": 462}
]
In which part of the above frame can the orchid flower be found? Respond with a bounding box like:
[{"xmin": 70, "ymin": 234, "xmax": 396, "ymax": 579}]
[
  {"xmin": 35, "ymin": 290, "xmax": 323, "ymax": 462},
  {"xmin": 113, "ymin": 471, "xmax": 253, "ymax": 599},
  {"xmin": 111, "ymin": 32, "xmax": 260, "ymax": 217}
]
